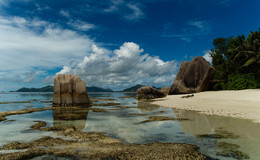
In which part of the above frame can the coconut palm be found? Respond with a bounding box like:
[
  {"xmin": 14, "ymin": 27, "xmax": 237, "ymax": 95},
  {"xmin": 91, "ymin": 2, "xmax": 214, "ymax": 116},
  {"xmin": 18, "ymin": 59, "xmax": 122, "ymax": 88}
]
[{"xmin": 210, "ymin": 29, "xmax": 260, "ymax": 90}]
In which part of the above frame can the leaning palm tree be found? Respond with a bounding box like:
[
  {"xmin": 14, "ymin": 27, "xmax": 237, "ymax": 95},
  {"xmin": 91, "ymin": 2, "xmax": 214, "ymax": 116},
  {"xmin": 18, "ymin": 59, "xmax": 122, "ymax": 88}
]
[{"xmin": 233, "ymin": 30, "xmax": 260, "ymax": 75}]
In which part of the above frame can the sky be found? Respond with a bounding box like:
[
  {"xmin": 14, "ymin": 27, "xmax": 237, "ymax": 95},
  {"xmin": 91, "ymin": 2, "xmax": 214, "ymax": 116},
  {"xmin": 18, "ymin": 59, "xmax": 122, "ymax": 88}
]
[{"xmin": 0, "ymin": 0, "xmax": 259, "ymax": 91}]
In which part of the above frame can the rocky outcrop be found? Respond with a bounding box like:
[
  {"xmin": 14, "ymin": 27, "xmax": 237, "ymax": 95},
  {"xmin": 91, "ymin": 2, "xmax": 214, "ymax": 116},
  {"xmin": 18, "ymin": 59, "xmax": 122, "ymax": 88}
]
[
  {"xmin": 169, "ymin": 56, "xmax": 215, "ymax": 94},
  {"xmin": 137, "ymin": 86, "xmax": 166, "ymax": 100},
  {"xmin": 53, "ymin": 74, "xmax": 91, "ymax": 106},
  {"xmin": 159, "ymin": 87, "xmax": 170, "ymax": 95}
]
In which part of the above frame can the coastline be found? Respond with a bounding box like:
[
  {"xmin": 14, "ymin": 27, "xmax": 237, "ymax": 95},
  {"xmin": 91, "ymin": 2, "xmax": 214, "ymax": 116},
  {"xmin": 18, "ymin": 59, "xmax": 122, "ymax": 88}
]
[{"xmin": 151, "ymin": 89, "xmax": 260, "ymax": 123}]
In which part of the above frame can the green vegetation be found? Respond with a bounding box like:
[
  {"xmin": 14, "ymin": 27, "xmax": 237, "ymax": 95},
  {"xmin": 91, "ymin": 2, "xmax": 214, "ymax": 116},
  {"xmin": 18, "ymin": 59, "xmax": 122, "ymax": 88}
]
[{"xmin": 210, "ymin": 29, "xmax": 260, "ymax": 90}]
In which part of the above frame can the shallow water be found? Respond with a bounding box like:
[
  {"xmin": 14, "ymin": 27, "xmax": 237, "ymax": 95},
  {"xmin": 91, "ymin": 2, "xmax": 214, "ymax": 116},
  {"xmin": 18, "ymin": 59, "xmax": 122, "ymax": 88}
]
[{"xmin": 0, "ymin": 92, "xmax": 260, "ymax": 159}]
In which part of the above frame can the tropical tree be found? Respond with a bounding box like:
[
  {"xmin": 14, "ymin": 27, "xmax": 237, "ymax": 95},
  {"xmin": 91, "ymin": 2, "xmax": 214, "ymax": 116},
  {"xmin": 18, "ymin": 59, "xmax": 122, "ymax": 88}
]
[{"xmin": 210, "ymin": 29, "xmax": 260, "ymax": 90}]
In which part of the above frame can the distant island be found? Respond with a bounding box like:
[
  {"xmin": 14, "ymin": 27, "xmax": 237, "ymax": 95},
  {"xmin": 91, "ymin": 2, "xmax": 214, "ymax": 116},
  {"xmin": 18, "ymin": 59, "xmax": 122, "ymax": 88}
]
[
  {"xmin": 87, "ymin": 86, "xmax": 113, "ymax": 92},
  {"xmin": 121, "ymin": 84, "xmax": 144, "ymax": 92},
  {"xmin": 14, "ymin": 84, "xmax": 160, "ymax": 93},
  {"xmin": 16, "ymin": 85, "xmax": 54, "ymax": 92},
  {"xmin": 14, "ymin": 85, "xmax": 113, "ymax": 92}
]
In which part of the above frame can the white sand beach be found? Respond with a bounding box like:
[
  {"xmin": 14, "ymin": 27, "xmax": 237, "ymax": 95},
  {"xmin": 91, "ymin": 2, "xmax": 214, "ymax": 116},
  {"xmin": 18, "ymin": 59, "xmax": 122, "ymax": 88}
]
[{"xmin": 151, "ymin": 89, "xmax": 260, "ymax": 123}]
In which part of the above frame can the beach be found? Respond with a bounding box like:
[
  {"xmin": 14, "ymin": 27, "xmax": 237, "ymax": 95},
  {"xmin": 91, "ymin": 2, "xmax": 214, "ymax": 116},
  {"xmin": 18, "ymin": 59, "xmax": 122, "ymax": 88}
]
[{"xmin": 152, "ymin": 89, "xmax": 260, "ymax": 123}]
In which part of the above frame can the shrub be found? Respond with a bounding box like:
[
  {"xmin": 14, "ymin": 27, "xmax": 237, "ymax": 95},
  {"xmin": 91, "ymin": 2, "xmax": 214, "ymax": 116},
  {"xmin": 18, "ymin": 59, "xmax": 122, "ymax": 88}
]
[{"xmin": 225, "ymin": 74, "xmax": 257, "ymax": 90}]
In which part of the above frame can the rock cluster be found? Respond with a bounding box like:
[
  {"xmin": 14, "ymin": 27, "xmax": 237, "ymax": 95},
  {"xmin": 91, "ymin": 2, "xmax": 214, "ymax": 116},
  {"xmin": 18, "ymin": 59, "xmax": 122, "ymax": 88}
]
[
  {"xmin": 1, "ymin": 127, "xmax": 209, "ymax": 160},
  {"xmin": 169, "ymin": 56, "xmax": 215, "ymax": 94},
  {"xmin": 137, "ymin": 86, "xmax": 166, "ymax": 100},
  {"xmin": 53, "ymin": 74, "xmax": 91, "ymax": 106}
]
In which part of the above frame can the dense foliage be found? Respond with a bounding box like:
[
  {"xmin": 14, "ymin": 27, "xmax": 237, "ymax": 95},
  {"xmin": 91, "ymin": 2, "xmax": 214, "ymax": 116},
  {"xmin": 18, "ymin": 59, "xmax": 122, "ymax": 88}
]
[{"xmin": 210, "ymin": 29, "xmax": 260, "ymax": 90}]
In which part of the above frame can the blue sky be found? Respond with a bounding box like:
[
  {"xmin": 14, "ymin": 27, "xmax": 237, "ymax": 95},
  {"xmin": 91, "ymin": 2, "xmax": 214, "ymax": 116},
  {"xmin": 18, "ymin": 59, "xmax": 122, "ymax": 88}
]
[{"xmin": 0, "ymin": 0, "xmax": 259, "ymax": 91}]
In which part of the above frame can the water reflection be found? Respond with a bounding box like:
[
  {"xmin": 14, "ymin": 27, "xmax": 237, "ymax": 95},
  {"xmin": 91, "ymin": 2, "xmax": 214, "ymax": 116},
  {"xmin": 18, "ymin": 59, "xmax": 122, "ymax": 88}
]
[
  {"xmin": 1, "ymin": 92, "xmax": 260, "ymax": 159},
  {"xmin": 18, "ymin": 92, "xmax": 53, "ymax": 99},
  {"xmin": 138, "ymin": 102, "xmax": 160, "ymax": 112},
  {"xmin": 173, "ymin": 108, "xmax": 260, "ymax": 159},
  {"xmin": 52, "ymin": 105, "xmax": 91, "ymax": 131}
]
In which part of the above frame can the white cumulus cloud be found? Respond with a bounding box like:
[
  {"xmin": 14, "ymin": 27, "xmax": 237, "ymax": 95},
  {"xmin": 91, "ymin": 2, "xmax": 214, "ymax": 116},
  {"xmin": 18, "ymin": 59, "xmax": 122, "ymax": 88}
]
[
  {"xmin": 57, "ymin": 42, "xmax": 178, "ymax": 90},
  {"xmin": 203, "ymin": 50, "xmax": 212, "ymax": 64}
]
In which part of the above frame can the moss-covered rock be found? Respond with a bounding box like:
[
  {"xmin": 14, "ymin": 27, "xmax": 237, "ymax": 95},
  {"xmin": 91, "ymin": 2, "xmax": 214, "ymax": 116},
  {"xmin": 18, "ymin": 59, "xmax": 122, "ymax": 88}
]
[{"xmin": 28, "ymin": 121, "xmax": 47, "ymax": 130}]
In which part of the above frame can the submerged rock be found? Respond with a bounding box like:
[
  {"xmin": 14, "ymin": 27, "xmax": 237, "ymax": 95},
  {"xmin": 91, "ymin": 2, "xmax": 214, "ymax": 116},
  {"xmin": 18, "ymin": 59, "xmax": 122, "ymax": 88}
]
[
  {"xmin": 0, "ymin": 107, "xmax": 52, "ymax": 122},
  {"xmin": 90, "ymin": 98, "xmax": 116, "ymax": 102},
  {"xmin": 138, "ymin": 116, "xmax": 189, "ymax": 124},
  {"xmin": 93, "ymin": 102, "xmax": 120, "ymax": 106},
  {"xmin": 197, "ymin": 128, "xmax": 240, "ymax": 139},
  {"xmin": 0, "ymin": 107, "xmax": 209, "ymax": 160},
  {"xmin": 28, "ymin": 121, "xmax": 47, "ymax": 131},
  {"xmin": 0, "ymin": 101, "xmax": 31, "ymax": 104},
  {"xmin": 53, "ymin": 74, "xmax": 91, "ymax": 106},
  {"xmin": 90, "ymin": 108, "xmax": 107, "ymax": 113},
  {"xmin": 119, "ymin": 95, "xmax": 134, "ymax": 98},
  {"xmin": 217, "ymin": 142, "xmax": 240, "ymax": 151},
  {"xmin": 114, "ymin": 105, "xmax": 136, "ymax": 109},
  {"xmin": 169, "ymin": 56, "xmax": 215, "ymax": 94},
  {"xmin": 1, "ymin": 136, "xmax": 75, "ymax": 150},
  {"xmin": 128, "ymin": 113, "xmax": 148, "ymax": 116},
  {"xmin": 137, "ymin": 86, "xmax": 166, "ymax": 100},
  {"xmin": 1, "ymin": 127, "xmax": 209, "ymax": 160},
  {"xmin": 217, "ymin": 142, "xmax": 250, "ymax": 159}
]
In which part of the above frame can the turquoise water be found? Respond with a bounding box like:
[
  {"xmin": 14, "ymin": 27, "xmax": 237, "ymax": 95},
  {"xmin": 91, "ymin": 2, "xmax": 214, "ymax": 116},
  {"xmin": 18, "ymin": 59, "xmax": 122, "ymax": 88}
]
[{"xmin": 0, "ymin": 92, "xmax": 260, "ymax": 160}]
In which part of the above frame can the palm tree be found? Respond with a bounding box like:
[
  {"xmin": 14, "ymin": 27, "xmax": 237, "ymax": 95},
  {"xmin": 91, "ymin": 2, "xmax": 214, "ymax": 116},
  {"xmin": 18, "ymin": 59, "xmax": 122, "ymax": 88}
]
[{"xmin": 210, "ymin": 29, "xmax": 260, "ymax": 90}]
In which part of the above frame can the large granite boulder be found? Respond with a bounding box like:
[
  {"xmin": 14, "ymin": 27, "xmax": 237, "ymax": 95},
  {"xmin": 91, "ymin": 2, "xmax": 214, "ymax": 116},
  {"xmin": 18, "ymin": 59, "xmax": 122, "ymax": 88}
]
[
  {"xmin": 159, "ymin": 87, "xmax": 170, "ymax": 95},
  {"xmin": 53, "ymin": 74, "xmax": 91, "ymax": 106},
  {"xmin": 169, "ymin": 56, "xmax": 215, "ymax": 94},
  {"xmin": 137, "ymin": 86, "xmax": 166, "ymax": 100}
]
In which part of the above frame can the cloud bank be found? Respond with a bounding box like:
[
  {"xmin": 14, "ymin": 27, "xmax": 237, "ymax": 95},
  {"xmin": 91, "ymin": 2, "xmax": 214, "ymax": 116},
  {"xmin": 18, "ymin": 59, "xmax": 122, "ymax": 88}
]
[
  {"xmin": 57, "ymin": 42, "xmax": 178, "ymax": 90},
  {"xmin": 0, "ymin": 15, "xmax": 178, "ymax": 90},
  {"xmin": 0, "ymin": 16, "xmax": 95, "ymax": 83}
]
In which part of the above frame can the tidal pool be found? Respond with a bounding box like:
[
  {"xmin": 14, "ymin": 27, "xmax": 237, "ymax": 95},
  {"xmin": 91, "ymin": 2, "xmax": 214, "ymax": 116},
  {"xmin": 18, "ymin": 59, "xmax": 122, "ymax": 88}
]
[{"xmin": 0, "ymin": 92, "xmax": 259, "ymax": 159}]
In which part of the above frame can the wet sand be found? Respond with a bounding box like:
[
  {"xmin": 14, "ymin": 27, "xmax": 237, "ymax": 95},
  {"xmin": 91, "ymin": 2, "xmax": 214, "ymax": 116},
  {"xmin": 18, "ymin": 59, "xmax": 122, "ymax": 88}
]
[{"xmin": 151, "ymin": 89, "xmax": 260, "ymax": 123}]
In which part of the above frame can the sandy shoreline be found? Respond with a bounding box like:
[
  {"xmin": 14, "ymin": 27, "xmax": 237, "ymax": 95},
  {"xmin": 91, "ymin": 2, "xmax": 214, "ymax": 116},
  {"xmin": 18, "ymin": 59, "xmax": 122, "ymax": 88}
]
[{"xmin": 151, "ymin": 89, "xmax": 260, "ymax": 123}]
